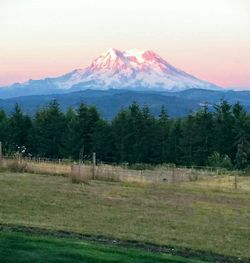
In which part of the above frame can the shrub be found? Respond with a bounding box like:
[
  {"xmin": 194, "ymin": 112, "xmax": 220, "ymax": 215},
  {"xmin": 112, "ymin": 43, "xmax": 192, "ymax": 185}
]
[
  {"xmin": 7, "ymin": 160, "xmax": 27, "ymax": 173},
  {"xmin": 244, "ymin": 165, "xmax": 250, "ymax": 176},
  {"xmin": 207, "ymin": 152, "xmax": 233, "ymax": 170}
]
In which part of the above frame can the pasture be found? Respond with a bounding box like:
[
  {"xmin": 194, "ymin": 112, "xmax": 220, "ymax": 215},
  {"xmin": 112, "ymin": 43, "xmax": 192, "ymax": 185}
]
[{"xmin": 0, "ymin": 171, "xmax": 250, "ymax": 262}]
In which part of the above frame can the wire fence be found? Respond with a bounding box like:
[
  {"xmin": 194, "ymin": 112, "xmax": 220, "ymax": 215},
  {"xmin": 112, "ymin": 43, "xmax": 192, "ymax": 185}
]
[{"xmin": 0, "ymin": 155, "xmax": 248, "ymax": 190}]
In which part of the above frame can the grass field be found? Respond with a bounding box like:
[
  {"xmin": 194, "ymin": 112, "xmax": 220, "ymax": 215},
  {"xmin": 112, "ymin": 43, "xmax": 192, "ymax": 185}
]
[
  {"xmin": 0, "ymin": 230, "xmax": 205, "ymax": 263},
  {"xmin": 0, "ymin": 171, "xmax": 250, "ymax": 262}
]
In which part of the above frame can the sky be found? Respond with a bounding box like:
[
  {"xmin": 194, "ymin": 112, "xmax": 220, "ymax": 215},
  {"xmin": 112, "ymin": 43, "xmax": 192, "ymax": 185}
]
[{"xmin": 0, "ymin": 0, "xmax": 250, "ymax": 89}]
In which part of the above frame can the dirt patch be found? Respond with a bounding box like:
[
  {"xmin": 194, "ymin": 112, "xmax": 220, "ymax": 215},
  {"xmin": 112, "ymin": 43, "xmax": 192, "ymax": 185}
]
[{"xmin": 0, "ymin": 223, "xmax": 249, "ymax": 263}]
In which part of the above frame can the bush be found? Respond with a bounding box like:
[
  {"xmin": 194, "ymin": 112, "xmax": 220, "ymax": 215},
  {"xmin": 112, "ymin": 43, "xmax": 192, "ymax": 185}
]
[
  {"xmin": 244, "ymin": 165, "xmax": 250, "ymax": 176},
  {"xmin": 7, "ymin": 160, "xmax": 27, "ymax": 173},
  {"xmin": 207, "ymin": 152, "xmax": 233, "ymax": 170}
]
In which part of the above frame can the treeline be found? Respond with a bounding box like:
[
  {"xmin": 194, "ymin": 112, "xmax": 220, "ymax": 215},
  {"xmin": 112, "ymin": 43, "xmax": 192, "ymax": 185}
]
[{"xmin": 0, "ymin": 100, "xmax": 249, "ymax": 169}]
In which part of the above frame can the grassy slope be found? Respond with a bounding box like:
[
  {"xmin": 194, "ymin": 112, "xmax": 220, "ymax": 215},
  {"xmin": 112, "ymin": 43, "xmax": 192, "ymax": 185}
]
[
  {"xmin": 0, "ymin": 230, "xmax": 203, "ymax": 263},
  {"xmin": 0, "ymin": 172, "xmax": 250, "ymax": 259}
]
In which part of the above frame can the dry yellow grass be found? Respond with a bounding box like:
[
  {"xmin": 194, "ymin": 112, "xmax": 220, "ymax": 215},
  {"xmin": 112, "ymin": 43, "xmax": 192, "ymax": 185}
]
[
  {"xmin": 184, "ymin": 175, "xmax": 250, "ymax": 191},
  {"xmin": 1, "ymin": 158, "xmax": 71, "ymax": 176},
  {"xmin": 26, "ymin": 161, "xmax": 71, "ymax": 175},
  {"xmin": 1, "ymin": 158, "xmax": 243, "ymax": 191}
]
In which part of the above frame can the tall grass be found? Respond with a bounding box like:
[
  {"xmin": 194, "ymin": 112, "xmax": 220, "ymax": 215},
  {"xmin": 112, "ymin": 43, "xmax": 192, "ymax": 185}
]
[
  {"xmin": 0, "ymin": 157, "xmax": 243, "ymax": 189},
  {"xmin": 0, "ymin": 158, "xmax": 70, "ymax": 176}
]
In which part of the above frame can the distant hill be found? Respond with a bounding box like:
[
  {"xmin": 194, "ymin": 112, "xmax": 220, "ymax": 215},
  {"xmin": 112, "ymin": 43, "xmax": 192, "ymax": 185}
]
[{"xmin": 0, "ymin": 89, "xmax": 249, "ymax": 120}]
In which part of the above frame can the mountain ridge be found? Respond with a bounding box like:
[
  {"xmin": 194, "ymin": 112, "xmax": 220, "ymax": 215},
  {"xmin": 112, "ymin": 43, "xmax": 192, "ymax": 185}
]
[{"xmin": 0, "ymin": 89, "xmax": 249, "ymax": 120}]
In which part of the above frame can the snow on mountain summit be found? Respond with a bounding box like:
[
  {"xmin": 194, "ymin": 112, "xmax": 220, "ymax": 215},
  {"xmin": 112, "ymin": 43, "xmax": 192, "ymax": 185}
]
[
  {"xmin": 54, "ymin": 48, "xmax": 220, "ymax": 91},
  {"xmin": 4, "ymin": 48, "xmax": 221, "ymax": 93}
]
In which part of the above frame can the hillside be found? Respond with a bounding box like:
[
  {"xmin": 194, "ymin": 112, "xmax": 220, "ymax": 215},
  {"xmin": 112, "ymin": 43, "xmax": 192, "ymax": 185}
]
[{"xmin": 0, "ymin": 89, "xmax": 249, "ymax": 119}]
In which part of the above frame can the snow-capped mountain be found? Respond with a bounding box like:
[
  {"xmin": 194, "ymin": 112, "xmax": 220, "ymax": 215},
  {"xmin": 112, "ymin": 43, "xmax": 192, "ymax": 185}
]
[
  {"xmin": 55, "ymin": 48, "xmax": 220, "ymax": 91},
  {"xmin": 0, "ymin": 48, "xmax": 221, "ymax": 98}
]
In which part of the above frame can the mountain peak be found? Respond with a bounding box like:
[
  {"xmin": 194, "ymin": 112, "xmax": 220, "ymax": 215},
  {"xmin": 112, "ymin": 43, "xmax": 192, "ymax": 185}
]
[
  {"xmin": 102, "ymin": 48, "xmax": 123, "ymax": 60},
  {"xmin": 98, "ymin": 48, "xmax": 162, "ymax": 65},
  {"xmin": 90, "ymin": 48, "xmax": 166, "ymax": 72}
]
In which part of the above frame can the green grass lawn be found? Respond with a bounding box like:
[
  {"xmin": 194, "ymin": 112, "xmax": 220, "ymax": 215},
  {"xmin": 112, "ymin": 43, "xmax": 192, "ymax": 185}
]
[
  {"xmin": 0, "ymin": 230, "xmax": 204, "ymax": 263},
  {"xmin": 0, "ymin": 172, "xmax": 250, "ymax": 261}
]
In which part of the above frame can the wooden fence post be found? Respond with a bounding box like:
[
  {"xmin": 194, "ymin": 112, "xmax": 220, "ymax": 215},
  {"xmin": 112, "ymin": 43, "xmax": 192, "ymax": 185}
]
[
  {"xmin": 234, "ymin": 172, "xmax": 238, "ymax": 190},
  {"xmin": 0, "ymin": 141, "xmax": 2, "ymax": 163},
  {"xmin": 92, "ymin": 152, "xmax": 96, "ymax": 179},
  {"xmin": 172, "ymin": 166, "xmax": 176, "ymax": 183}
]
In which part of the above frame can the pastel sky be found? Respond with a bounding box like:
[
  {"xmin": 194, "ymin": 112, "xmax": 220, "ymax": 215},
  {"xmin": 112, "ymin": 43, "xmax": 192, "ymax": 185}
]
[{"xmin": 0, "ymin": 0, "xmax": 250, "ymax": 89}]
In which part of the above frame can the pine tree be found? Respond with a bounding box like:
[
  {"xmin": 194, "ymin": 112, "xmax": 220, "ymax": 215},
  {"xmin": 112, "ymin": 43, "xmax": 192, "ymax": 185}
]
[
  {"xmin": 0, "ymin": 109, "xmax": 7, "ymax": 154},
  {"xmin": 233, "ymin": 102, "xmax": 250, "ymax": 168},
  {"xmin": 169, "ymin": 119, "xmax": 183, "ymax": 164},
  {"xmin": 126, "ymin": 102, "xmax": 143, "ymax": 163},
  {"xmin": 235, "ymin": 143, "xmax": 248, "ymax": 169},
  {"xmin": 33, "ymin": 100, "xmax": 66, "ymax": 158},
  {"xmin": 6, "ymin": 104, "xmax": 32, "ymax": 154},
  {"xmin": 192, "ymin": 105, "xmax": 214, "ymax": 165},
  {"xmin": 111, "ymin": 109, "xmax": 130, "ymax": 163},
  {"xmin": 157, "ymin": 106, "xmax": 170, "ymax": 163},
  {"xmin": 60, "ymin": 107, "xmax": 78, "ymax": 159},
  {"xmin": 181, "ymin": 113, "xmax": 195, "ymax": 165},
  {"xmin": 61, "ymin": 103, "xmax": 101, "ymax": 160},
  {"xmin": 213, "ymin": 100, "xmax": 235, "ymax": 158},
  {"xmin": 92, "ymin": 119, "xmax": 114, "ymax": 162},
  {"xmin": 140, "ymin": 105, "xmax": 159, "ymax": 163}
]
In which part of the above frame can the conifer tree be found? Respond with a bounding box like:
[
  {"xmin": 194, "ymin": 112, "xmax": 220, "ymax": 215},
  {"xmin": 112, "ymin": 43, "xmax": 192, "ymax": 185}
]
[
  {"xmin": 0, "ymin": 109, "xmax": 7, "ymax": 153},
  {"xmin": 158, "ymin": 106, "xmax": 170, "ymax": 163},
  {"xmin": 33, "ymin": 100, "xmax": 66, "ymax": 158},
  {"xmin": 6, "ymin": 104, "xmax": 32, "ymax": 154}
]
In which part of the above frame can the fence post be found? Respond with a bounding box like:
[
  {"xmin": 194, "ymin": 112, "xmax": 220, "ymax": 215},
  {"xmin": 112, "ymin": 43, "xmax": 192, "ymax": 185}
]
[
  {"xmin": 92, "ymin": 152, "xmax": 96, "ymax": 179},
  {"xmin": 0, "ymin": 141, "xmax": 2, "ymax": 164},
  {"xmin": 234, "ymin": 172, "xmax": 238, "ymax": 190},
  {"xmin": 172, "ymin": 166, "xmax": 176, "ymax": 183},
  {"xmin": 78, "ymin": 163, "xmax": 81, "ymax": 180},
  {"xmin": 140, "ymin": 169, "xmax": 143, "ymax": 183},
  {"xmin": 0, "ymin": 141, "xmax": 2, "ymax": 159}
]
